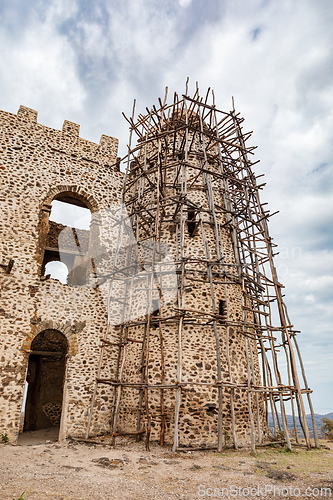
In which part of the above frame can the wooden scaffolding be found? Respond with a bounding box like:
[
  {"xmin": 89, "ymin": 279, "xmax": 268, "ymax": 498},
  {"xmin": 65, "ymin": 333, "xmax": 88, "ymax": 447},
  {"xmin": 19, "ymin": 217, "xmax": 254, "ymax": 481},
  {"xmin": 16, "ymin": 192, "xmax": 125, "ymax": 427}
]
[{"xmin": 85, "ymin": 87, "xmax": 318, "ymax": 452}]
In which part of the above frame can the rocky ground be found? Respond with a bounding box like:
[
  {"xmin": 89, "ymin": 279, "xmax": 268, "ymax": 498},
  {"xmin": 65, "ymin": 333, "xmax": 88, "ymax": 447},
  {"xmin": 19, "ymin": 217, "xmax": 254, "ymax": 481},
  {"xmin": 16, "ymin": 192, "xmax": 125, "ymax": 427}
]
[{"xmin": 1, "ymin": 430, "xmax": 332, "ymax": 499}]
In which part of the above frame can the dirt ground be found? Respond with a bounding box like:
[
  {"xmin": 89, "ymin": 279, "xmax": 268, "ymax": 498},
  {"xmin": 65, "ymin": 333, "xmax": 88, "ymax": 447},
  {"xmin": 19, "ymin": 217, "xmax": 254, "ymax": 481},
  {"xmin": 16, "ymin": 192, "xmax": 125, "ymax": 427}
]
[{"xmin": 1, "ymin": 430, "xmax": 332, "ymax": 500}]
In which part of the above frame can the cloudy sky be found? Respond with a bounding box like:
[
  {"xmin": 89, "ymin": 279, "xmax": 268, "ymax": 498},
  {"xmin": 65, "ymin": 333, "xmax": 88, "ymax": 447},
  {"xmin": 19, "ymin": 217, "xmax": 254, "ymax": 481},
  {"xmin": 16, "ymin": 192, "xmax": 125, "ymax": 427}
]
[{"xmin": 1, "ymin": 0, "xmax": 332, "ymax": 414}]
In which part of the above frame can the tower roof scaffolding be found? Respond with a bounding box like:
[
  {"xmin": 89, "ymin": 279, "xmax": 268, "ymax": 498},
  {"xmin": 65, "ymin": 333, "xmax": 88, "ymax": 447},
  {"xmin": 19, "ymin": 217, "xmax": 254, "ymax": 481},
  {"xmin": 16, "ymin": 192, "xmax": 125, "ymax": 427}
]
[{"xmin": 86, "ymin": 88, "xmax": 318, "ymax": 452}]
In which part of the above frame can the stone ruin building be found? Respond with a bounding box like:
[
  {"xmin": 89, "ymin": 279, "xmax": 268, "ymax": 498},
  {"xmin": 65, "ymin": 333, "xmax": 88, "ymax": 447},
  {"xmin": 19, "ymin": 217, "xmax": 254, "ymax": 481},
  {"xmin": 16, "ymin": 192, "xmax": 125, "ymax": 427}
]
[{"xmin": 0, "ymin": 89, "xmax": 319, "ymax": 451}]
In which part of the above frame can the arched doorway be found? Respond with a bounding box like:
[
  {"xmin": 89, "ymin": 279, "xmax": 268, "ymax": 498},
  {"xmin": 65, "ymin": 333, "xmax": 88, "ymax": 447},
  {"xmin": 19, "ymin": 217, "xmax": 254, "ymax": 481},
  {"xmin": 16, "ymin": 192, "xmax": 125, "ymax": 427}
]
[{"xmin": 23, "ymin": 330, "xmax": 68, "ymax": 432}]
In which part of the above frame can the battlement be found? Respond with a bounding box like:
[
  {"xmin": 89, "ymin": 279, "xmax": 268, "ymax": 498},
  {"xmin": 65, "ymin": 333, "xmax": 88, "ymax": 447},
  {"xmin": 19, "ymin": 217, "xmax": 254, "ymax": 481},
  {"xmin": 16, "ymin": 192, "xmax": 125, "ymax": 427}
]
[
  {"xmin": 0, "ymin": 105, "xmax": 119, "ymax": 169},
  {"xmin": 17, "ymin": 105, "xmax": 38, "ymax": 123}
]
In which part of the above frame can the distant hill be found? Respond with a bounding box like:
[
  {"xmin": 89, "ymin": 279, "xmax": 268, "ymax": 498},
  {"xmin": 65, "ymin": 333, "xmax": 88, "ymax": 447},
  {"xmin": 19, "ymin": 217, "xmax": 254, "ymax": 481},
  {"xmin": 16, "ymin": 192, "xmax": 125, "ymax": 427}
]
[{"xmin": 268, "ymin": 412, "xmax": 333, "ymax": 438}]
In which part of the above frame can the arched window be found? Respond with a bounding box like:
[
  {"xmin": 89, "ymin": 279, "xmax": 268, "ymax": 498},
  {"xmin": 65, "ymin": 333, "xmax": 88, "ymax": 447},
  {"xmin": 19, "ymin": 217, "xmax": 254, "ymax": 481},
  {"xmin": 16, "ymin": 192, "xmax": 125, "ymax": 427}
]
[
  {"xmin": 41, "ymin": 194, "xmax": 91, "ymax": 286},
  {"xmin": 44, "ymin": 261, "xmax": 69, "ymax": 284}
]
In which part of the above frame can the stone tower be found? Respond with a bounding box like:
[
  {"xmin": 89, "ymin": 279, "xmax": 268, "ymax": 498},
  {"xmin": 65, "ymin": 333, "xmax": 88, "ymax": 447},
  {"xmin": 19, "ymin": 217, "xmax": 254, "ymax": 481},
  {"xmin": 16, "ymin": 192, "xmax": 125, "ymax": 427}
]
[
  {"xmin": 92, "ymin": 110, "xmax": 265, "ymax": 451},
  {"xmin": 87, "ymin": 90, "xmax": 316, "ymax": 451}
]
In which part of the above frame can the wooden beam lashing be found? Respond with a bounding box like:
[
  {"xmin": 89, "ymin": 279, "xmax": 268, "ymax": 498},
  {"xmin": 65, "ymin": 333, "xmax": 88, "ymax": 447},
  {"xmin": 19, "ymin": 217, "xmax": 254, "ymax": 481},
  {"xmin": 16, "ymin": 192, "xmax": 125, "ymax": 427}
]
[{"xmin": 85, "ymin": 87, "xmax": 318, "ymax": 452}]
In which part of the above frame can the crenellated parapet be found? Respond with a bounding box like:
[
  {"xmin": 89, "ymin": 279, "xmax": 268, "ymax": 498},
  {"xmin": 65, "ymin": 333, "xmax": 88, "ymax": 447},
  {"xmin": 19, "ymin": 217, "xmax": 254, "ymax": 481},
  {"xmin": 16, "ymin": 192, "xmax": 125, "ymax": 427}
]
[{"xmin": 0, "ymin": 105, "xmax": 119, "ymax": 169}]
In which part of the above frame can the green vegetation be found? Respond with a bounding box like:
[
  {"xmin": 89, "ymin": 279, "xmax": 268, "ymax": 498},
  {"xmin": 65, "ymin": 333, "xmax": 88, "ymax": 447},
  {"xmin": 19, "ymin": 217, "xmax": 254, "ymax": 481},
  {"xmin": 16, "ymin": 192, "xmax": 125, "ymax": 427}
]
[
  {"xmin": 217, "ymin": 445, "xmax": 332, "ymax": 477},
  {"xmin": 254, "ymin": 447, "xmax": 331, "ymax": 475},
  {"xmin": 321, "ymin": 418, "xmax": 333, "ymax": 440},
  {"xmin": 1, "ymin": 433, "xmax": 8, "ymax": 443},
  {"xmin": 13, "ymin": 493, "xmax": 25, "ymax": 500}
]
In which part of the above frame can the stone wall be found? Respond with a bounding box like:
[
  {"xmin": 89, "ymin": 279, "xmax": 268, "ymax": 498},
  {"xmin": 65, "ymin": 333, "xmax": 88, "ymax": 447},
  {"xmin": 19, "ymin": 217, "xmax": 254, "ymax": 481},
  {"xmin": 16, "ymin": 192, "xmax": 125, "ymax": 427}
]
[
  {"xmin": 46, "ymin": 221, "xmax": 89, "ymax": 254},
  {"xmin": 0, "ymin": 105, "xmax": 123, "ymax": 442}
]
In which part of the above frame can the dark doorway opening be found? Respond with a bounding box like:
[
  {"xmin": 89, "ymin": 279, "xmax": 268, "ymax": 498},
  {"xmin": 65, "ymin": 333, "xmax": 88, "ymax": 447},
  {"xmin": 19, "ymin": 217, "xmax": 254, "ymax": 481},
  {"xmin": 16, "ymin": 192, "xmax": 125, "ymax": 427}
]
[{"xmin": 23, "ymin": 330, "xmax": 68, "ymax": 433}]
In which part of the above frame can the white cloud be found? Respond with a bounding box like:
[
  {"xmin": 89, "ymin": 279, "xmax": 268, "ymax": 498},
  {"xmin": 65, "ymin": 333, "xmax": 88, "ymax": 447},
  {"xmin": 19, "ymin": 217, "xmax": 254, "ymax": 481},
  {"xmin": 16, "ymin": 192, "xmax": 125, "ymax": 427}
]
[
  {"xmin": 0, "ymin": 0, "xmax": 332, "ymax": 412},
  {"xmin": 0, "ymin": 0, "xmax": 85, "ymax": 127},
  {"xmin": 179, "ymin": 0, "xmax": 192, "ymax": 7}
]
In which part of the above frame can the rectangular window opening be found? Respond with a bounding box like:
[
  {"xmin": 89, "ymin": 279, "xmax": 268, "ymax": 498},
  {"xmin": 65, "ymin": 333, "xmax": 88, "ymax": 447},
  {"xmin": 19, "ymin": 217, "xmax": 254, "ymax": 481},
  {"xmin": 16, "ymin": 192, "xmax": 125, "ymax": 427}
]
[
  {"xmin": 219, "ymin": 300, "xmax": 227, "ymax": 324},
  {"xmin": 187, "ymin": 210, "xmax": 196, "ymax": 237}
]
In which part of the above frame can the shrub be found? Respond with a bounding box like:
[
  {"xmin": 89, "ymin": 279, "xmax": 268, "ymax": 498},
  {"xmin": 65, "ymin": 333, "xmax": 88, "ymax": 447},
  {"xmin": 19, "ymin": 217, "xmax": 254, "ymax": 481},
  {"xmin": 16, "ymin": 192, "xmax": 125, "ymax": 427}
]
[
  {"xmin": 1, "ymin": 433, "xmax": 8, "ymax": 443},
  {"xmin": 321, "ymin": 418, "xmax": 333, "ymax": 440}
]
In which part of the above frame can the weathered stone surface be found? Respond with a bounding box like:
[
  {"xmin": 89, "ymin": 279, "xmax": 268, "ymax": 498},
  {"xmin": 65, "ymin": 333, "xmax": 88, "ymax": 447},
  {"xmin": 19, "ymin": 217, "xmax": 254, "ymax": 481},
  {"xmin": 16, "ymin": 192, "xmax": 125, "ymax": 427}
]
[
  {"xmin": 0, "ymin": 105, "xmax": 122, "ymax": 442},
  {"xmin": 0, "ymin": 104, "xmax": 267, "ymax": 448}
]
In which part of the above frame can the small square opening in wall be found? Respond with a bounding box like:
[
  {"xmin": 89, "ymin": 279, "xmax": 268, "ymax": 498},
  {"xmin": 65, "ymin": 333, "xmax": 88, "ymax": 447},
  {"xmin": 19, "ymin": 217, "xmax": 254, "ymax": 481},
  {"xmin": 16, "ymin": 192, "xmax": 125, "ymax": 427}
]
[{"xmin": 219, "ymin": 300, "xmax": 227, "ymax": 324}]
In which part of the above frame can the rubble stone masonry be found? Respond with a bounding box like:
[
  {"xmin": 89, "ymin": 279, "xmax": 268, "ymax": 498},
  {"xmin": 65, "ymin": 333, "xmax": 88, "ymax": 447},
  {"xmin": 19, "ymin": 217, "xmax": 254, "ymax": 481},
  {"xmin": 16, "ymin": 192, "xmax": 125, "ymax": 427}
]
[
  {"xmin": 0, "ymin": 104, "xmax": 267, "ymax": 447},
  {"xmin": 0, "ymin": 105, "xmax": 122, "ymax": 442}
]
